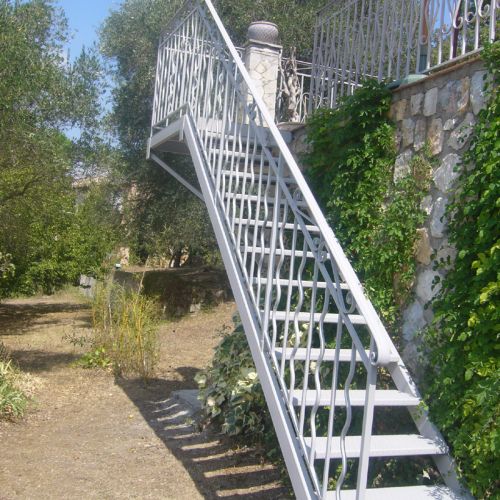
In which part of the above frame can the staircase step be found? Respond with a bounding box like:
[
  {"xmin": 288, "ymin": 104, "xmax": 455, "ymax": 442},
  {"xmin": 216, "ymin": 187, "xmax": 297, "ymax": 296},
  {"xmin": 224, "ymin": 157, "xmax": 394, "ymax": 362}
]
[
  {"xmin": 225, "ymin": 193, "xmax": 308, "ymax": 207},
  {"xmin": 304, "ymin": 434, "xmax": 448, "ymax": 459},
  {"xmin": 250, "ymin": 277, "xmax": 348, "ymax": 289},
  {"xmin": 289, "ymin": 389, "xmax": 419, "ymax": 407},
  {"xmin": 242, "ymin": 246, "xmax": 323, "ymax": 259},
  {"xmin": 325, "ymin": 485, "xmax": 461, "ymax": 499},
  {"xmin": 234, "ymin": 218, "xmax": 320, "ymax": 233},
  {"xmin": 220, "ymin": 169, "xmax": 296, "ymax": 185},
  {"xmin": 275, "ymin": 347, "xmax": 400, "ymax": 364},
  {"xmin": 265, "ymin": 310, "xmax": 367, "ymax": 325},
  {"xmin": 276, "ymin": 347, "xmax": 365, "ymax": 362},
  {"xmin": 208, "ymin": 149, "xmax": 280, "ymax": 164}
]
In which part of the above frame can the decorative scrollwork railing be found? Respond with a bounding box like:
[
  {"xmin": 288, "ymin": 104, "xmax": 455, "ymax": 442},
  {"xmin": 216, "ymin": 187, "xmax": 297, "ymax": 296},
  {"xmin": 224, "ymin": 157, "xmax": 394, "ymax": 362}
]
[{"xmin": 311, "ymin": 0, "xmax": 497, "ymax": 110}]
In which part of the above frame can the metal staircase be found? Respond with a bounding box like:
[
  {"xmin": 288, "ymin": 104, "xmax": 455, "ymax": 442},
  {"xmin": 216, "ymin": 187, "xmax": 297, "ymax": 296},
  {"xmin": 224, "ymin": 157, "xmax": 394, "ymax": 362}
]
[{"xmin": 147, "ymin": 1, "xmax": 469, "ymax": 498}]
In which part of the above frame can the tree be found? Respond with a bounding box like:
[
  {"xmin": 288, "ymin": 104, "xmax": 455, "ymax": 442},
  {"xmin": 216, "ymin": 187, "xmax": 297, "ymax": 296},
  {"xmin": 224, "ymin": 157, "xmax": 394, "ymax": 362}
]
[
  {"xmin": 215, "ymin": 0, "xmax": 324, "ymax": 58},
  {"xmin": 100, "ymin": 0, "xmax": 218, "ymax": 266},
  {"xmin": 100, "ymin": 0, "xmax": 323, "ymax": 267},
  {"xmin": 0, "ymin": 0, "xmax": 119, "ymax": 295}
]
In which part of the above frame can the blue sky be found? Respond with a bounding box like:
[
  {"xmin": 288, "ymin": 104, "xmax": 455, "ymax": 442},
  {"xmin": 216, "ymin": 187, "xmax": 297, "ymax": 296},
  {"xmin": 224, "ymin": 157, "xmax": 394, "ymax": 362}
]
[{"xmin": 55, "ymin": 0, "xmax": 120, "ymax": 61}]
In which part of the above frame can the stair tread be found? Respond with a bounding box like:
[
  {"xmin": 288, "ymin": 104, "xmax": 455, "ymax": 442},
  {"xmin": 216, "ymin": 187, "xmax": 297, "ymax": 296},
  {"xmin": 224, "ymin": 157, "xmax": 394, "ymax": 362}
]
[
  {"xmin": 304, "ymin": 434, "xmax": 448, "ymax": 459},
  {"xmin": 242, "ymin": 246, "xmax": 323, "ymax": 259},
  {"xmin": 234, "ymin": 219, "xmax": 320, "ymax": 233},
  {"xmin": 250, "ymin": 277, "xmax": 348, "ymax": 289},
  {"xmin": 325, "ymin": 485, "xmax": 462, "ymax": 499},
  {"xmin": 225, "ymin": 193, "xmax": 308, "ymax": 207},
  {"xmin": 220, "ymin": 169, "xmax": 296, "ymax": 185},
  {"xmin": 289, "ymin": 389, "xmax": 420, "ymax": 407},
  {"xmin": 274, "ymin": 347, "xmax": 398, "ymax": 363},
  {"xmin": 263, "ymin": 310, "xmax": 367, "ymax": 325},
  {"xmin": 276, "ymin": 347, "xmax": 365, "ymax": 362}
]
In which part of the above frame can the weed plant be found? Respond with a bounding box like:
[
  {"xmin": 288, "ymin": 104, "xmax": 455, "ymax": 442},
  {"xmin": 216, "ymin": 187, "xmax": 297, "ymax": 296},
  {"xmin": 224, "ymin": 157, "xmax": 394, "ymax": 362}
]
[
  {"xmin": 89, "ymin": 277, "xmax": 160, "ymax": 379},
  {"xmin": 0, "ymin": 342, "xmax": 29, "ymax": 420}
]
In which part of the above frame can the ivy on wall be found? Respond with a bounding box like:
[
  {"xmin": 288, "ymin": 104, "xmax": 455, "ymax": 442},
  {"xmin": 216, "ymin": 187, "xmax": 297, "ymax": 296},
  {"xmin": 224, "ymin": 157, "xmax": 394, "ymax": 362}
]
[
  {"xmin": 424, "ymin": 42, "xmax": 500, "ymax": 499},
  {"xmin": 305, "ymin": 80, "xmax": 430, "ymax": 330}
]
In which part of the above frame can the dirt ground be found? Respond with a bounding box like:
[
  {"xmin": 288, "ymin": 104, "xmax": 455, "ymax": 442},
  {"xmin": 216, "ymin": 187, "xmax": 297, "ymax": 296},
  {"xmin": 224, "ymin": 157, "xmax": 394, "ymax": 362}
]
[{"xmin": 0, "ymin": 290, "xmax": 289, "ymax": 499}]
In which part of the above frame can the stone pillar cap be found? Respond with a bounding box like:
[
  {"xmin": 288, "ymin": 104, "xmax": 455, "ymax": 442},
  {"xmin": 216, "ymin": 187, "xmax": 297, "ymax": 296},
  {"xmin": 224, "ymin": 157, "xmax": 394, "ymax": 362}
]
[{"xmin": 247, "ymin": 21, "xmax": 280, "ymax": 46}]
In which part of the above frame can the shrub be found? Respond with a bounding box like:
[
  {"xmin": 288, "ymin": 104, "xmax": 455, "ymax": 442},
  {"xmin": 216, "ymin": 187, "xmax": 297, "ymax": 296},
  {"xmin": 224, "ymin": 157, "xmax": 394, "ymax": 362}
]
[
  {"xmin": 196, "ymin": 320, "xmax": 276, "ymax": 444},
  {"xmin": 89, "ymin": 277, "xmax": 160, "ymax": 379},
  {"xmin": 0, "ymin": 344, "xmax": 29, "ymax": 420},
  {"xmin": 424, "ymin": 42, "xmax": 500, "ymax": 498}
]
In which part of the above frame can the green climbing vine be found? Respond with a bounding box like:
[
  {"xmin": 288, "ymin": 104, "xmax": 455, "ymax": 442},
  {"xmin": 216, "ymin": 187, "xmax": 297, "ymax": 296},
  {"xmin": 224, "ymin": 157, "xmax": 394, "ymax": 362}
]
[
  {"xmin": 424, "ymin": 42, "xmax": 500, "ymax": 499},
  {"xmin": 305, "ymin": 79, "xmax": 431, "ymax": 331}
]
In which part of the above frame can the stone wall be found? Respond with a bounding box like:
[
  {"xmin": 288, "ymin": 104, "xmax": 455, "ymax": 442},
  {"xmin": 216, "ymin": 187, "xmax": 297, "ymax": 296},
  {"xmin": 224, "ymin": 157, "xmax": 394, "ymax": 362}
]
[
  {"xmin": 283, "ymin": 57, "xmax": 489, "ymax": 376},
  {"xmin": 390, "ymin": 57, "xmax": 488, "ymax": 374}
]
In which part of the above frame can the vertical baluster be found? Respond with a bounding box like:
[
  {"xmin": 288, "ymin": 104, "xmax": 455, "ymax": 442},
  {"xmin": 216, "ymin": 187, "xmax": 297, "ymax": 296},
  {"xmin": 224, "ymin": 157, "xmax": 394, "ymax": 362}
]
[
  {"xmin": 288, "ymin": 237, "xmax": 307, "ymax": 404},
  {"xmin": 299, "ymin": 247, "xmax": 320, "ymax": 434},
  {"xmin": 280, "ymin": 219, "xmax": 298, "ymax": 379},
  {"xmin": 356, "ymin": 340, "xmax": 378, "ymax": 498}
]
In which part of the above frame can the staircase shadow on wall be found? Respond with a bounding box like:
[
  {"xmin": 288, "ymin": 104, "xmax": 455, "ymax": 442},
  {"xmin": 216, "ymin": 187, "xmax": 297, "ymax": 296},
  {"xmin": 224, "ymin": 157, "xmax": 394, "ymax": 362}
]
[{"xmin": 116, "ymin": 367, "xmax": 290, "ymax": 499}]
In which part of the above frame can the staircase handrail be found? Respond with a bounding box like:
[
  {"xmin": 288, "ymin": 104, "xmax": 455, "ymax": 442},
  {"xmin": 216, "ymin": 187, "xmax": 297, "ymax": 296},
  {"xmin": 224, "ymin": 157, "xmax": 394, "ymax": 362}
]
[{"xmin": 153, "ymin": 0, "xmax": 396, "ymax": 367}]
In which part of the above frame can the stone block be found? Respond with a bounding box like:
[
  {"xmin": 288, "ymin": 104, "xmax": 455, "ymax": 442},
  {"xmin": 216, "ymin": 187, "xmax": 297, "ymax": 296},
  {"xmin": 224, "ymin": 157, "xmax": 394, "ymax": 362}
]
[
  {"xmin": 394, "ymin": 150, "xmax": 412, "ymax": 182},
  {"xmin": 402, "ymin": 118, "xmax": 415, "ymax": 148},
  {"xmin": 414, "ymin": 118, "xmax": 426, "ymax": 151},
  {"xmin": 471, "ymin": 70, "xmax": 487, "ymax": 114},
  {"xmin": 411, "ymin": 93, "xmax": 424, "ymax": 115},
  {"xmin": 448, "ymin": 112, "xmax": 475, "ymax": 150},
  {"xmin": 402, "ymin": 300, "xmax": 427, "ymax": 341},
  {"xmin": 420, "ymin": 195, "xmax": 433, "ymax": 216},
  {"xmin": 435, "ymin": 239, "xmax": 457, "ymax": 268},
  {"xmin": 416, "ymin": 269, "xmax": 442, "ymax": 304},
  {"xmin": 427, "ymin": 118, "xmax": 443, "ymax": 155},
  {"xmin": 391, "ymin": 99, "xmax": 407, "ymax": 121},
  {"xmin": 439, "ymin": 77, "xmax": 470, "ymax": 114},
  {"xmin": 415, "ymin": 228, "xmax": 432, "ymax": 265},
  {"xmin": 423, "ymin": 87, "xmax": 438, "ymax": 116},
  {"xmin": 433, "ymin": 153, "xmax": 460, "ymax": 192},
  {"xmin": 443, "ymin": 118, "xmax": 458, "ymax": 131},
  {"xmin": 430, "ymin": 196, "xmax": 447, "ymax": 238}
]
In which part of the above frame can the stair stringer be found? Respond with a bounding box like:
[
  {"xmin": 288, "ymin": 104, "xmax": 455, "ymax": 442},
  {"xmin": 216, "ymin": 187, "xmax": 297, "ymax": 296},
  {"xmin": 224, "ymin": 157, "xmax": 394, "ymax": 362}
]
[{"xmin": 181, "ymin": 111, "xmax": 318, "ymax": 499}]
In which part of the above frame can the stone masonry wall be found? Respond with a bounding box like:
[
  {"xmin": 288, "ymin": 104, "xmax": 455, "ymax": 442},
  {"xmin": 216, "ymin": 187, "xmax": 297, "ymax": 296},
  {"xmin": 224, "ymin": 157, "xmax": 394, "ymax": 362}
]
[
  {"xmin": 390, "ymin": 57, "xmax": 488, "ymax": 375},
  {"xmin": 284, "ymin": 57, "xmax": 489, "ymax": 376}
]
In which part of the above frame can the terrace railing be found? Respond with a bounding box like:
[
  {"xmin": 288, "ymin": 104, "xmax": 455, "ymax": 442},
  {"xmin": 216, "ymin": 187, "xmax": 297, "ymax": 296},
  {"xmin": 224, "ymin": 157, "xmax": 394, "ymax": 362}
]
[{"xmin": 311, "ymin": 0, "xmax": 497, "ymax": 110}]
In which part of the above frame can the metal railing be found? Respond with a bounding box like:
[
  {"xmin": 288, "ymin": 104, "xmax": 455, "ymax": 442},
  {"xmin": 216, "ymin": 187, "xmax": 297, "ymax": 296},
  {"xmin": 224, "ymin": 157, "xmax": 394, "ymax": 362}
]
[
  {"xmin": 149, "ymin": 1, "xmax": 470, "ymax": 497},
  {"xmin": 150, "ymin": 0, "xmax": 399, "ymax": 496},
  {"xmin": 311, "ymin": 0, "xmax": 497, "ymax": 110}
]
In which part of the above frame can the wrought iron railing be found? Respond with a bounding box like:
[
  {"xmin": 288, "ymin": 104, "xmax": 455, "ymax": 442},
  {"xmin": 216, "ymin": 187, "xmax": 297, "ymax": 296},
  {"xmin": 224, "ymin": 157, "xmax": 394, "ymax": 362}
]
[
  {"xmin": 150, "ymin": 0, "xmax": 400, "ymax": 496},
  {"xmin": 311, "ymin": 0, "xmax": 497, "ymax": 110}
]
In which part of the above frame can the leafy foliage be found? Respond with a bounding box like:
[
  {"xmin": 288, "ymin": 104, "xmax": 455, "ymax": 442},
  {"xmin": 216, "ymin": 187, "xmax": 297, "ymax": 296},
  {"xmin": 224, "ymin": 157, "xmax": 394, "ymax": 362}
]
[
  {"xmin": 196, "ymin": 321, "xmax": 272, "ymax": 439},
  {"xmin": 215, "ymin": 0, "xmax": 324, "ymax": 58},
  {"xmin": 424, "ymin": 42, "xmax": 500, "ymax": 498},
  {"xmin": 0, "ymin": 0, "xmax": 119, "ymax": 296},
  {"xmin": 305, "ymin": 80, "xmax": 430, "ymax": 328}
]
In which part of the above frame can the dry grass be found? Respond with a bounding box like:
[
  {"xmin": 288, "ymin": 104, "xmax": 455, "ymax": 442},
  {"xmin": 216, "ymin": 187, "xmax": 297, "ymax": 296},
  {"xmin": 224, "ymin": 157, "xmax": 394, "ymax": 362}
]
[{"xmin": 90, "ymin": 279, "xmax": 160, "ymax": 379}]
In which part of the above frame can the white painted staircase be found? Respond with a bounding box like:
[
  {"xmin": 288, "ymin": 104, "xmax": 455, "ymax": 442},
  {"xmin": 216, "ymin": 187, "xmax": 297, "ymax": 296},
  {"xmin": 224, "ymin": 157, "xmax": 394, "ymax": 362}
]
[{"xmin": 147, "ymin": 1, "xmax": 470, "ymax": 498}]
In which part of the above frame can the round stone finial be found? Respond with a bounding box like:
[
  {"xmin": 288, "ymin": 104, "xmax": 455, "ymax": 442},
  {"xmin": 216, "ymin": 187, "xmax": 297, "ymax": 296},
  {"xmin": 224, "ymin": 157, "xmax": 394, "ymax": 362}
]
[{"xmin": 247, "ymin": 21, "xmax": 280, "ymax": 45}]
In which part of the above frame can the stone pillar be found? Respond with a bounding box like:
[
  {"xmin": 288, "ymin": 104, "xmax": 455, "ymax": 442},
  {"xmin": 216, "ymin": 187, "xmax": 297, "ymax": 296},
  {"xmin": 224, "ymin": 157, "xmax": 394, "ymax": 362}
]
[{"xmin": 243, "ymin": 21, "xmax": 282, "ymax": 121}]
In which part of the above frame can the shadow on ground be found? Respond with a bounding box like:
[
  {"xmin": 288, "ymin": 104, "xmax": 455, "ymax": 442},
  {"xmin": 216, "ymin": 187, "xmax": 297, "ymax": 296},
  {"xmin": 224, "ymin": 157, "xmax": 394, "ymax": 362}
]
[
  {"xmin": 7, "ymin": 349, "xmax": 81, "ymax": 372},
  {"xmin": 117, "ymin": 368, "xmax": 290, "ymax": 499},
  {"xmin": 0, "ymin": 301, "xmax": 91, "ymax": 336}
]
